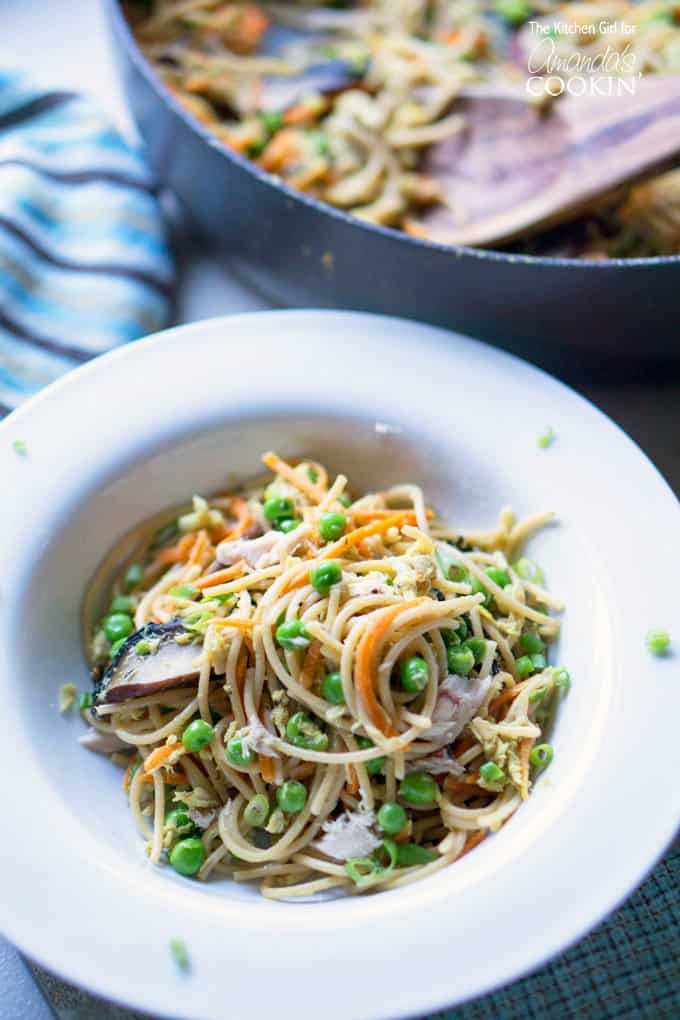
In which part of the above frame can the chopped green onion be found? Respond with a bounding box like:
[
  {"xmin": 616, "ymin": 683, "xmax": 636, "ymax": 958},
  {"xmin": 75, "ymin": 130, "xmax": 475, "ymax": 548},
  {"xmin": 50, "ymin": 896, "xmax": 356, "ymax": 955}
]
[
  {"xmin": 530, "ymin": 743, "xmax": 554, "ymax": 768},
  {"xmin": 286, "ymin": 711, "xmax": 328, "ymax": 751},
  {"xmin": 538, "ymin": 426, "xmax": 555, "ymax": 449},
  {"xmin": 530, "ymin": 652, "xmax": 547, "ymax": 671},
  {"xmin": 480, "ymin": 761, "xmax": 505, "ymax": 783},
  {"xmin": 12, "ymin": 438, "xmax": 28, "ymax": 455},
  {"xmin": 512, "ymin": 557, "xmax": 545, "ymax": 585},
  {"xmin": 109, "ymin": 637, "xmax": 126, "ymax": 658},
  {"xmin": 646, "ymin": 629, "xmax": 671, "ymax": 657},
  {"xmin": 79, "ymin": 691, "xmax": 93, "ymax": 711},
  {"xmin": 470, "ymin": 576, "xmax": 491, "ymax": 607},
  {"xmin": 170, "ymin": 584, "xmax": 199, "ymax": 599},
  {"xmin": 516, "ymin": 654, "xmax": 536, "ymax": 678},
  {"xmin": 337, "ymin": 493, "xmax": 352, "ymax": 508},
  {"xmin": 344, "ymin": 857, "xmax": 380, "ymax": 884},
  {"xmin": 134, "ymin": 639, "xmax": 152, "ymax": 656},
  {"xmin": 435, "ymin": 545, "xmax": 463, "ymax": 581},
  {"xmin": 553, "ymin": 668, "xmax": 571, "ymax": 692},
  {"xmin": 529, "ymin": 685, "xmax": 547, "ymax": 703},
  {"xmin": 485, "ymin": 567, "xmax": 511, "ymax": 588},
  {"xmin": 307, "ymin": 465, "xmax": 319, "ymax": 483},
  {"xmin": 169, "ymin": 938, "xmax": 190, "ymax": 973},
  {"xmin": 520, "ymin": 630, "xmax": 545, "ymax": 655},
  {"xmin": 396, "ymin": 843, "xmax": 438, "ymax": 866}
]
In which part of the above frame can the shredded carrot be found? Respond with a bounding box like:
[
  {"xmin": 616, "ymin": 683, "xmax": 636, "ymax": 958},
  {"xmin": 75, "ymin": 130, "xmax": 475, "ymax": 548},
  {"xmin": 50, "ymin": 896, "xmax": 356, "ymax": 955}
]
[
  {"xmin": 210, "ymin": 617, "xmax": 255, "ymax": 631},
  {"xmin": 351, "ymin": 509, "xmax": 433, "ymax": 525},
  {"xmin": 437, "ymin": 27, "xmax": 461, "ymax": 44},
  {"xmin": 259, "ymin": 753, "xmax": 276, "ymax": 784},
  {"xmin": 460, "ymin": 831, "xmax": 487, "ymax": 858},
  {"xmin": 452, "ymin": 732, "xmax": 476, "ymax": 756},
  {"xmin": 262, "ymin": 451, "xmax": 324, "ymax": 503},
  {"xmin": 282, "ymin": 513, "xmax": 410, "ymax": 593},
  {"xmin": 156, "ymin": 533, "xmax": 195, "ymax": 564},
  {"xmin": 139, "ymin": 769, "xmax": 186, "ymax": 786},
  {"xmin": 289, "ymin": 761, "xmax": 316, "ymax": 781},
  {"xmin": 345, "ymin": 764, "xmax": 360, "ymax": 795},
  {"xmin": 300, "ymin": 639, "xmax": 322, "ymax": 690},
  {"xmin": 143, "ymin": 743, "xmax": 183, "ymax": 774},
  {"xmin": 223, "ymin": 496, "xmax": 252, "ymax": 540},
  {"xmin": 489, "ymin": 680, "xmax": 528, "ymax": 720},
  {"xmin": 444, "ymin": 774, "xmax": 486, "ymax": 798},
  {"xmin": 257, "ymin": 131, "xmax": 302, "ymax": 173},
  {"xmin": 354, "ymin": 600, "xmax": 426, "ymax": 736},
  {"xmin": 194, "ymin": 561, "xmax": 245, "ymax": 590},
  {"xmin": 283, "ymin": 102, "xmax": 316, "ymax": 126},
  {"xmin": 188, "ymin": 529, "xmax": 211, "ymax": 566}
]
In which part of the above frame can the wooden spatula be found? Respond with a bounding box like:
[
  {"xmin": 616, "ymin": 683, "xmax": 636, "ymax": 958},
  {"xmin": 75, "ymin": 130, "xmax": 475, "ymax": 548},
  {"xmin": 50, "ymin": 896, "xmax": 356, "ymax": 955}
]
[{"xmin": 416, "ymin": 74, "xmax": 680, "ymax": 247}]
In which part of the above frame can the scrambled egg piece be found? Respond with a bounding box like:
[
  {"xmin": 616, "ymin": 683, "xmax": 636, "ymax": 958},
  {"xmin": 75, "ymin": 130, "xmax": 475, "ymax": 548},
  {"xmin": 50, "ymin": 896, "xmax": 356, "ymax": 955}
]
[{"xmin": 393, "ymin": 554, "xmax": 437, "ymax": 598}]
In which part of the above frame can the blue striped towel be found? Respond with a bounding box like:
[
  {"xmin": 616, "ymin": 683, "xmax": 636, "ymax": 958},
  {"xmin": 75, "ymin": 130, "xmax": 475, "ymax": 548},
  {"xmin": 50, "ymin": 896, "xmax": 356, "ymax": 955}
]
[{"xmin": 0, "ymin": 70, "xmax": 174, "ymax": 417}]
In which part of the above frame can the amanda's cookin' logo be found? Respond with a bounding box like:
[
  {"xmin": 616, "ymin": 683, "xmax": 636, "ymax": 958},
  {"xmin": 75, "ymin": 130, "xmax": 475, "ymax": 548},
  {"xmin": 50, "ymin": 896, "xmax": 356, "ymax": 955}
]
[{"xmin": 526, "ymin": 18, "xmax": 641, "ymax": 97}]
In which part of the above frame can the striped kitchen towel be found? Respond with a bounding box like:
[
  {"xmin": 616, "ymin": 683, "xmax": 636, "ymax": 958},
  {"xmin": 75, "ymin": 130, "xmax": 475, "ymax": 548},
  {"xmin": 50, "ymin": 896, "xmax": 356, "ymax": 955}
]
[{"xmin": 0, "ymin": 69, "xmax": 174, "ymax": 417}]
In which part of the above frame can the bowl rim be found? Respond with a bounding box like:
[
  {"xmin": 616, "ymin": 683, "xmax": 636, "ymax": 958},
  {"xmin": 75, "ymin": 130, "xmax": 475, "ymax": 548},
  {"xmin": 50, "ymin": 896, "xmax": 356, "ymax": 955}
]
[
  {"xmin": 106, "ymin": 0, "xmax": 680, "ymax": 272},
  {"xmin": 1, "ymin": 309, "xmax": 679, "ymax": 1020}
]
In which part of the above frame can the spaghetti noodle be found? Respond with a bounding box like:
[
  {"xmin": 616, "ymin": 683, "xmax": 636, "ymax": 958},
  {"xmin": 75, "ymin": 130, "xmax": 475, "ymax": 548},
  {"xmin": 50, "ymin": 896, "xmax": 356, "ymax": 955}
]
[{"xmin": 81, "ymin": 451, "xmax": 566, "ymax": 899}]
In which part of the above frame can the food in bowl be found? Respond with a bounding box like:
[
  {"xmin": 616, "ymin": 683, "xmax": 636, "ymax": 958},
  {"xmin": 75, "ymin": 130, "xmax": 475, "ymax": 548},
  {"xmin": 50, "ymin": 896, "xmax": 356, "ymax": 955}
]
[
  {"xmin": 122, "ymin": 0, "xmax": 680, "ymax": 257},
  {"xmin": 81, "ymin": 450, "xmax": 566, "ymax": 899}
]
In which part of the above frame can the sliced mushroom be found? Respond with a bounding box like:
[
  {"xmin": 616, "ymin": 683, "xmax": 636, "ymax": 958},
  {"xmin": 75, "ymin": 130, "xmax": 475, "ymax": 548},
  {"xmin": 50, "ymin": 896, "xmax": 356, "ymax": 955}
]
[{"xmin": 93, "ymin": 621, "xmax": 203, "ymax": 705}]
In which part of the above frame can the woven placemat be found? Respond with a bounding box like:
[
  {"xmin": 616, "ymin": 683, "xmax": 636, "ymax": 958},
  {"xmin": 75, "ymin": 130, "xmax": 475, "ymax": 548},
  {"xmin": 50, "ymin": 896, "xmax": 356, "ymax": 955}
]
[{"xmin": 32, "ymin": 843, "xmax": 679, "ymax": 1020}]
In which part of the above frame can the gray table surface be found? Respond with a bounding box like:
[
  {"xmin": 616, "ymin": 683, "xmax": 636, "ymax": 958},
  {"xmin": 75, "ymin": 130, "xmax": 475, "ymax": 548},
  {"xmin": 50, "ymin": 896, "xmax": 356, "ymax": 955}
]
[{"xmin": 1, "ymin": 1, "xmax": 679, "ymax": 1017}]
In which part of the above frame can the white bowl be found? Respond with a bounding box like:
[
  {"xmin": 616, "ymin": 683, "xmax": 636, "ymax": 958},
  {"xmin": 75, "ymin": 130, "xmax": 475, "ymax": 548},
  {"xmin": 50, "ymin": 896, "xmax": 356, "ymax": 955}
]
[{"xmin": 1, "ymin": 310, "xmax": 678, "ymax": 1020}]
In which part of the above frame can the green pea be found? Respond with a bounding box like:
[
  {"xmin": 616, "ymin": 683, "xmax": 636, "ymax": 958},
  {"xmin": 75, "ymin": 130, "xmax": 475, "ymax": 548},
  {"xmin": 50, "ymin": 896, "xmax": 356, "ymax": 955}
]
[
  {"xmin": 463, "ymin": 637, "xmax": 487, "ymax": 665},
  {"xmin": 264, "ymin": 497, "xmax": 295, "ymax": 522},
  {"xmin": 358, "ymin": 737, "xmax": 386, "ymax": 775},
  {"xmin": 226, "ymin": 736, "xmax": 255, "ymax": 767},
  {"xmin": 485, "ymin": 567, "xmax": 511, "ymax": 588},
  {"xmin": 261, "ymin": 110, "xmax": 282, "ymax": 134},
  {"xmin": 182, "ymin": 719, "xmax": 215, "ymax": 752},
  {"xmin": 516, "ymin": 655, "xmax": 536, "ymax": 678},
  {"xmin": 495, "ymin": 0, "xmax": 531, "ymax": 26},
  {"xmin": 520, "ymin": 630, "xmax": 545, "ymax": 655},
  {"xmin": 447, "ymin": 646, "xmax": 474, "ymax": 675},
  {"xmin": 276, "ymin": 780, "xmax": 307, "ymax": 813},
  {"xmin": 244, "ymin": 794, "xmax": 270, "ymax": 827},
  {"xmin": 274, "ymin": 518, "xmax": 299, "ymax": 533},
  {"xmin": 398, "ymin": 771, "xmax": 438, "ymax": 805},
  {"xmin": 103, "ymin": 612, "xmax": 134, "ymax": 644},
  {"xmin": 377, "ymin": 802, "xmax": 407, "ymax": 835},
  {"xmin": 321, "ymin": 671, "xmax": 345, "ymax": 705},
  {"xmin": 646, "ymin": 629, "xmax": 671, "ymax": 657},
  {"xmin": 512, "ymin": 557, "xmax": 544, "ymax": 585},
  {"xmin": 470, "ymin": 576, "xmax": 492, "ymax": 607},
  {"xmin": 276, "ymin": 619, "xmax": 311, "ymax": 651},
  {"xmin": 479, "ymin": 762, "xmax": 505, "ymax": 783},
  {"xmin": 169, "ymin": 584, "xmax": 199, "ymax": 600},
  {"xmin": 399, "ymin": 656, "xmax": 429, "ymax": 693},
  {"xmin": 310, "ymin": 560, "xmax": 342, "ymax": 595},
  {"xmin": 319, "ymin": 511, "xmax": 347, "ymax": 542},
  {"xmin": 165, "ymin": 807, "xmax": 193, "ymax": 831},
  {"xmin": 337, "ymin": 493, "xmax": 352, "ymax": 508},
  {"xmin": 396, "ymin": 843, "xmax": 438, "ymax": 866},
  {"xmin": 285, "ymin": 711, "xmax": 329, "ymax": 751},
  {"xmin": 110, "ymin": 595, "xmax": 134, "ymax": 614},
  {"xmin": 530, "ymin": 743, "xmax": 554, "ymax": 768},
  {"xmin": 124, "ymin": 563, "xmax": 143, "ymax": 590},
  {"xmin": 169, "ymin": 837, "xmax": 205, "ymax": 877}
]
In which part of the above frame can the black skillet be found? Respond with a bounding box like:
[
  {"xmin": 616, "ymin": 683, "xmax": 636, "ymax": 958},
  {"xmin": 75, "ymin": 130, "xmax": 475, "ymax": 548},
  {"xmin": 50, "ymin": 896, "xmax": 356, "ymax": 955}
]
[{"xmin": 105, "ymin": 0, "xmax": 680, "ymax": 364}]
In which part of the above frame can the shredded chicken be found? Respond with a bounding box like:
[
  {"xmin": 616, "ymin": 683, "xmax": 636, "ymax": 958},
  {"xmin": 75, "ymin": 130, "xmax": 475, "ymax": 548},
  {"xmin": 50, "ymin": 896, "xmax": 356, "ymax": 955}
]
[
  {"xmin": 406, "ymin": 752, "xmax": 465, "ymax": 777},
  {"xmin": 216, "ymin": 523, "xmax": 310, "ymax": 569},
  {"xmin": 244, "ymin": 713, "xmax": 279, "ymax": 758},
  {"xmin": 346, "ymin": 571, "xmax": 393, "ymax": 597},
  {"xmin": 314, "ymin": 810, "xmax": 381, "ymax": 861},
  {"xmin": 424, "ymin": 673, "xmax": 492, "ymax": 744},
  {"xmin": 188, "ymin": 807, "xmax": 218, "ymax": 830}
]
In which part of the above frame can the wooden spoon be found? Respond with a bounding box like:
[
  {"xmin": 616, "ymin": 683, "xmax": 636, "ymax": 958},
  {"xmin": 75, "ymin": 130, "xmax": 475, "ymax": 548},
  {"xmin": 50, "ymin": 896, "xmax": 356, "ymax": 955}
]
[{"xmin": 416, "ymin": 75, "xmax": 680, "ymax": 247}]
